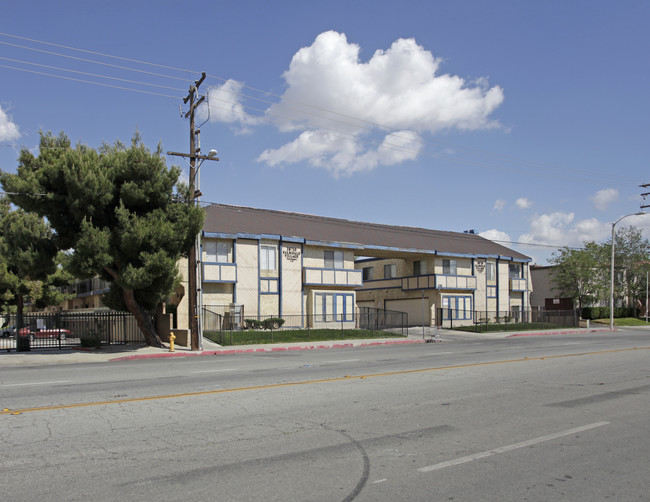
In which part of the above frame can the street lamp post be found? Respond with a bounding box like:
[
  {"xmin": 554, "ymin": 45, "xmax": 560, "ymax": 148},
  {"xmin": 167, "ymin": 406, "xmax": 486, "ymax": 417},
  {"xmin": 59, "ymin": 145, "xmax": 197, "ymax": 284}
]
[{"xmin": 610, "ymin": 212, "xmax": 645, "ymax": 330}]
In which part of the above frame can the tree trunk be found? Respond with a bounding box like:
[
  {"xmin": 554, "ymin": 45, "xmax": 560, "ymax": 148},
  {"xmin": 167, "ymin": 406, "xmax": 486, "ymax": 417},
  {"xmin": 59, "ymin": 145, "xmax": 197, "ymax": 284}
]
[{"xmin": 122, "ymin": 287, "xmax": 164, "ymax": 348}]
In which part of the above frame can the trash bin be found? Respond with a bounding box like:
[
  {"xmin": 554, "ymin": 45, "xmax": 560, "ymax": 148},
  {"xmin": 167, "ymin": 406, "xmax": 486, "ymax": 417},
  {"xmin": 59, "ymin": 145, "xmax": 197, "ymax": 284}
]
[{"xmin": 16, "ymin": 336, "xmax": 31, "ymax": 352}]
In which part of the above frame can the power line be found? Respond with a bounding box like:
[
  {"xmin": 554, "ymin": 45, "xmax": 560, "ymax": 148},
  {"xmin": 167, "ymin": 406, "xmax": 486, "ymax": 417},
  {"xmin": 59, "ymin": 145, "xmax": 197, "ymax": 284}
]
[
  {"xmin": 0, "ymin": 64, "xmax": 181, "ymax": 99},
  {"xmin": 0, "ymin": 56, "xmax": 186, "ymax": 93}
]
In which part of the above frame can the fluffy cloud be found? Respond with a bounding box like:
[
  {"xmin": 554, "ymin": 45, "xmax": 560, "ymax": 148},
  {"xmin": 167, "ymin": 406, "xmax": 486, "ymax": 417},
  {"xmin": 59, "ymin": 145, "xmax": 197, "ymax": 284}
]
[
  {"xmin": 590, "ymin": 188, "xmax": 618, "ymax": 211},
  {"xmin": 199, "ymin": 79, "xmax": 260, "ymax": 133},
  {"xmin": 493, "ymin": 199, "xmax": 506, "ymax": 211},
  {"xmin": 515, "ymin": 197, "xmax": 532, "ymax": 209},
  {"xmin": 258, "ymin": 129, "xmax": 422, "ymax": 177},
  {"xmin": 518, "ymin": 211, "xmax": 610, "ymax": 247},
  {"xmin": 480, "ymin": 228, "xmax": 511, "ymax": 243},
  {"xmin": 251, "ymin": 31, "xmax": 504, "ymax": 175},
  {"xmin": 0, "ymin": 105, "xmax": 20, "ymax": 142}
]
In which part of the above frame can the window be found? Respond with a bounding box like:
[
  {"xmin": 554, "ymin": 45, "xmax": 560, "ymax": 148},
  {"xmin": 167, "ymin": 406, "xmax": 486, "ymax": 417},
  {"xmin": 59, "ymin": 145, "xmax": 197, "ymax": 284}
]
[
  {"xmin": 442, "ymin": 259, "xmax": 457, "ymax": 275},
  {"xmin": 487, "ymin": 285, "xmax": 497, "ymax": 298},
  {"xmin": 384, "ymin": 263, "xmax": 396, "ymax": 279},
  {"xmin": 442, "ymin": 295, "xmax": 472, "ymax": 320},
  {"xmin": 362, "ymin": 267, "xmax": 374, "ymax": 281},
  {"xmin": 509, "ymin": 263, "xmax": 521, "ymax": 278},
  {"xmin": 204, "ymin": 240, "xmax": 229, "ymax": 262},
  {"xmin": 414, "ymin": 260, "xmax": 427, "ymax": 276},
  {"xmin": 260, "ymin": 245, "xmax": 277, "ymax": 271},
  {"xmin": 314, "ymin": 293, "xmax": 354, "ymax": 322},
  {"xmin": 324, "ymin": 250, "xmax": 344, "ymax": 269},
  {"xmin": 486, "ymin": 262, "xmax": 495, "ymax": 281}
]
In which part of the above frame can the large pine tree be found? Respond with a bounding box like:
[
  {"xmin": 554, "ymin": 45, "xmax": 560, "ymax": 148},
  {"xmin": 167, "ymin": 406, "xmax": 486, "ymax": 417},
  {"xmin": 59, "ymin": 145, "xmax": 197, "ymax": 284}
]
[{"xmin": 0, "ymin": 132, "xmax": 204, "ymax": 347}]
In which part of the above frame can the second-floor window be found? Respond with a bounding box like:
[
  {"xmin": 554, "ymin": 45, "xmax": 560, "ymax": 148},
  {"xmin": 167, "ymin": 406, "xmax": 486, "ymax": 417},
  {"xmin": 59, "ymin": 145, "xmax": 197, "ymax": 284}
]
[
  {"xmin": 509, "ymin": 263, "xmax": 521, "ymax": 278},
  {"xmin": 414, "ymin": 260, "xmax": 427, "ymax": 275},
  {"xmin": 204, "ymin": 241, "xmax": 229, "ymax": 262},
  {"xmin": 442, "ymin": 259, "xmax": 457, "ymax": 275},
  {"xmin": 384, "ymin": 264, "xmax": 396, "ymax": 279},
  {"xmin": 261, "ymin": 245, "xmax": 277, "ymax": 271},
  {"xmin": 486, "ymin": 262, "xmax": 495, "ymax": 281},
  {"xmin": 362, "ymin": 267, "xmax": 374, "ymax": 281},
  {"xmin": 324, "ymin": 250, "xmax": 344, "ymax": 269}
]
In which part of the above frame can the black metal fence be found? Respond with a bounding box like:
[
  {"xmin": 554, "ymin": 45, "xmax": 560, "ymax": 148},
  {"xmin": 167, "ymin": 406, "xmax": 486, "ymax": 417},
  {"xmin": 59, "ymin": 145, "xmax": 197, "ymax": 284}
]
[
  {"xmin": 435, "ymin": 308, "xmax": 580, "ymax": 331},
  {"xmin": 203, "ymin": 307, "xmax": 407, "ymax": 345},
  {"xmin": 0, "ymin": 311, "xmax": 147, "ymax": 351}
]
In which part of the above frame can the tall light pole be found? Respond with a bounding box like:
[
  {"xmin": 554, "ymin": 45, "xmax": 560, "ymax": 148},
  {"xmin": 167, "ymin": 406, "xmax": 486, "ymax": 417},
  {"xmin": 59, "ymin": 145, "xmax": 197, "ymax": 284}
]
[{"xmin": 610, "ymin": 212, "xmax": 645, "ymax": 330}]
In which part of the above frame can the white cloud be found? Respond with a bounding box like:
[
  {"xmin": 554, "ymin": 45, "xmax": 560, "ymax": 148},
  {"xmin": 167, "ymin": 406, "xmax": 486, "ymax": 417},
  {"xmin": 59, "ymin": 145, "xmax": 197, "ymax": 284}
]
[
  {"xmin": 199, "ymin": 79, "xmax": 261, "ymax": 133},
  {"xmin": 493, "ymin": 199, "xmax": 506, "ymax": 211},
  {"xmin": 590, "ymin": 188, "xmax": 618, "ymax": 211},
  {"xmin": 518, "ymin": 211, "xmax": 610, "ymax": 247},
  {"xmin": 258, "ymin": 129, "xmax": 422, "ymax": 178},
  {"xmin": 515, "ymin": 197, "xmax": 532, "ymax": 209},
  {"xmin": 480, "ymin": 228, "xmax": 511, "ymax": 243},
  {"xmin": 254, "ymin": 31, "xmax": 504, "ymax": 175},
  {"xmin": 0, "ymin": 105, "xmax": 20, "ymax": 142}
]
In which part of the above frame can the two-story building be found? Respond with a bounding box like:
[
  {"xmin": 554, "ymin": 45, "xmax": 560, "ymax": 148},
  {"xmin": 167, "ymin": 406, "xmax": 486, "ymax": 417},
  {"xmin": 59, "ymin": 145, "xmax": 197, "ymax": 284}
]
[{"xmin": 174, "ymin": 204, "xmax": 532, "ymax": 330}]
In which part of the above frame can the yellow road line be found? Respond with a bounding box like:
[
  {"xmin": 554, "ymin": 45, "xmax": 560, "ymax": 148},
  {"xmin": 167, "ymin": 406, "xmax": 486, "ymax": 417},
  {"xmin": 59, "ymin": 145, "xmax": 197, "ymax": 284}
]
[{"xmin": 2, "ymin": 346, "xmax": 648, "ymax": 416}]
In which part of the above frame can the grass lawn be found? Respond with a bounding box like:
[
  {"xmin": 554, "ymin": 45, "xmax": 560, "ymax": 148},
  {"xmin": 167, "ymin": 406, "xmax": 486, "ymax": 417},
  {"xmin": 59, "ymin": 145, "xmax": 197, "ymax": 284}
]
[
  {"xmin": 592, "ymin": 317, "xmax": 650, "ymax": 326},
  {"xmin": 450, "ymin": 322, "xmax": 573, "ymax": 333},
  {"xmin": 204, "ymin": 328, "xmax": 398, "ymax": 346}
]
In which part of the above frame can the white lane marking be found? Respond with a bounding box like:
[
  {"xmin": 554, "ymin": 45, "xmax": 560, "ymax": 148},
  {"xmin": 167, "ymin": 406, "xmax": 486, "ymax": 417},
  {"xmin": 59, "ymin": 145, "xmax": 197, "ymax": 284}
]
[
  {"xmin": 3, "ymin": 380, "xmax": 71, "ymax": 387},
  {"xmin": 372, "ymin": 479, "xmax": 387, "ymax": 484},
  {"xmin": 192, "ymin": 369, "xmax": 236, "ymax": 374},
  {"xmin": 418, "ymin": 421, "xmax": 610, "ymax": 473}
]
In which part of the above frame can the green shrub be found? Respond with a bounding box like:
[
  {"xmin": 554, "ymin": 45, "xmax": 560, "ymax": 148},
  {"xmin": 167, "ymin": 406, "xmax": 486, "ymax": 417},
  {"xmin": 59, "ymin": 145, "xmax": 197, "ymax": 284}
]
[
  {"xmin": 80, "ymin": 331, "xmax": 102, "ymax": 348},
  {"xmin": 262, "ymin": 318, "xmax": 285, "ymax": 330},
  {"xmin": 243, "ymin": 319, "xmax": 262, "ymax": 330}
]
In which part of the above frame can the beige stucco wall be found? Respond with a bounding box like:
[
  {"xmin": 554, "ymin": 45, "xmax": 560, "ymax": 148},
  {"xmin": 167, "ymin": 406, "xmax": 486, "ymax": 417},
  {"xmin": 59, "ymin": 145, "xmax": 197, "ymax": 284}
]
[
  {"xmin": 281, "ymin": 242, "xmax": 303, "ymax": 316},
  {"xmin": 236, "ymin": 239, "xmax": 260, "ymax": 317}
]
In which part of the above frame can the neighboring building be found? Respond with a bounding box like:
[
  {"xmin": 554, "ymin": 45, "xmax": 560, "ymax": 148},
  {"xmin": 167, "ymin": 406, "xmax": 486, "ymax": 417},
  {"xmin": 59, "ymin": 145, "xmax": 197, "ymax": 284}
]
[
  {"xmin": 175, "ymin": 204, "xmax": 533, "ymax": 330},
  {"xmin": 530, "ymin": 265, "xmax": 574, "ymax": 311}
]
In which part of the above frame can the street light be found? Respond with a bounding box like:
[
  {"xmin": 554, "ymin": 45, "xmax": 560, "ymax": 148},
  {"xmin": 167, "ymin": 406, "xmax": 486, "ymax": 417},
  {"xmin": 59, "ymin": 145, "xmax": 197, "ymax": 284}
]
[{"xmin": 610, "ymin": 212, "xmax": 645, "ymax": 330}]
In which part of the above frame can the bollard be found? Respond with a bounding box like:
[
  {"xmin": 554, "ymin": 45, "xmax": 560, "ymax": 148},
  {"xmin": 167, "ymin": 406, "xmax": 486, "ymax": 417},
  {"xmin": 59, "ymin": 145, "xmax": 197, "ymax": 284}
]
[{"xmin": 169, "ymin": 332, "xmax": 176, "ymax": 352}]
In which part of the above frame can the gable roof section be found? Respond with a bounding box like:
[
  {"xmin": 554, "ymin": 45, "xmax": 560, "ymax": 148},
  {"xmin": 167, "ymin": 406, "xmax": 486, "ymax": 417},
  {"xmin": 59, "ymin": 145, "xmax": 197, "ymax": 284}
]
[{"xmin": 203, "ymin": 204, "xmax": 531, "ymax": 261}]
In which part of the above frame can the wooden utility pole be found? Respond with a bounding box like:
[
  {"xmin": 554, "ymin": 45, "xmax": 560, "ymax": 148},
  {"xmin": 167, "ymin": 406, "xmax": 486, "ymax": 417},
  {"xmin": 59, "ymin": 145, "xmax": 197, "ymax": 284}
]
[
  {"xmin": 167, "ymin": 72, "xmax": 218, "ymax": 351},
  {"xmin": 640, "ymin": 183, "xmax": 650, "ymax": 210}
]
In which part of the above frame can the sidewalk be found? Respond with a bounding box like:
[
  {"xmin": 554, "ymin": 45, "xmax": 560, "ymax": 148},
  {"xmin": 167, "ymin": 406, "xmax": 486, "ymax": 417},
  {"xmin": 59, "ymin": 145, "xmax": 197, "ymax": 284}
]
[{"xmin": 0, "ymin": 326, "xmax": 616, "ymax": 367}]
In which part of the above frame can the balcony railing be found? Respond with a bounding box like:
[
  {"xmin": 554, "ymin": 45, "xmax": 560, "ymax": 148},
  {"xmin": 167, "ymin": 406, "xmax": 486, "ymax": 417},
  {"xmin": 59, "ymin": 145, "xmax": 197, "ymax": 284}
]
[
  {"xmin": 203, "ymin": 263, "xmax": 237, "ymax": 283},
  {"xmin": 303, "ymin": 267, "xmax": 363, "ymax": 287},
  {"xmin": 401, "ymin": 274, "xmax": 477, "ymax": 291},
  {"xmin": 358, "ymin": 273, "xmax": 478, "ymax": 291},
  {"xmin": 509, "ymin": 277, "xmax": 527, "ymax": 291}
]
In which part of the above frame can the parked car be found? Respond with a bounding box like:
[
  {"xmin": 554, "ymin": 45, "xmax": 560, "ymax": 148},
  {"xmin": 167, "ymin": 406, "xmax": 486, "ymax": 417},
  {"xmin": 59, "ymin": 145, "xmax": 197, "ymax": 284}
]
[
  {"xmin": 1, "ymin": 325, "xmax": 16, "ymax": 338},
  {"xmin": 20, "ymin": 328, "xmax": 71, "ymax": 341}
]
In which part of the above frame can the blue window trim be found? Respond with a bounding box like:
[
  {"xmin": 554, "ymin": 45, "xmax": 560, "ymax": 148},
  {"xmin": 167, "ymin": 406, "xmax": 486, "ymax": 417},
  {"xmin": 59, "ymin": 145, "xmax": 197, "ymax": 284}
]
[
  {"xmin": 260, "ymin": 278, "xmax": 279, "ymax": 295},
  {"xmin": 442, "ymin": 295, "xmax": 473, "ymax": 320},
  {"xmin": 314, "ymin": 292, "xmax": 355, "ymax": 322}
]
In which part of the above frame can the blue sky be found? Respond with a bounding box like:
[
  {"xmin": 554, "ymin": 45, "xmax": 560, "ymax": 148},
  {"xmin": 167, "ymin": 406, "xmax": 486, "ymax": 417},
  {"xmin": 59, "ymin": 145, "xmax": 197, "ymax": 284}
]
[{"xmin": 1, "ymin": 0, "xmax": 649, "ymax": 264}]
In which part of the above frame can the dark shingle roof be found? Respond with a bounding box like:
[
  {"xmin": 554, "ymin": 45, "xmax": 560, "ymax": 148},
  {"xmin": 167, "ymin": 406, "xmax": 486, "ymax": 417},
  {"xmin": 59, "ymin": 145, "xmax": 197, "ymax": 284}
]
[{"xmin": 203, "ymin": 204, "xmax": 530, "ymax": 261}]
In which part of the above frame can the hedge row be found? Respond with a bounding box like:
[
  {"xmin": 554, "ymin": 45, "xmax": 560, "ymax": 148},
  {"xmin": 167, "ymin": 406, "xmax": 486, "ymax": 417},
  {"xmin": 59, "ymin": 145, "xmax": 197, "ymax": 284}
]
[
  {"xmin": 581, "ymin": 307, "xmax": 639, "ymax": 320},
  {"xmin": 243, "ymin": 318, "xmax": 285, "ymax": 330}
]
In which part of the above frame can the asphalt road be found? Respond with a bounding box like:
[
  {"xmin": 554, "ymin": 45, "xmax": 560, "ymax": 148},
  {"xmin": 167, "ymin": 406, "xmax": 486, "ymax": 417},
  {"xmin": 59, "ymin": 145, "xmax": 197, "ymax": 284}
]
[{"xmin": 1, "ymin": 329, "xmax": 649, "ymax": 501}]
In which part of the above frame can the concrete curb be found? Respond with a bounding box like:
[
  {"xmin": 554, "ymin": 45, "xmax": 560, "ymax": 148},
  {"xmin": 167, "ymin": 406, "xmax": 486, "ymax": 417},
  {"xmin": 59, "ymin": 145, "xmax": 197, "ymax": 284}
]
[
  {"xmin": 109, "ymin": 337, "xmax": 426, "ymax": 361},
  {"xmin": 506, "ymin": 328, "xmax": 614, "ymax": 338}
]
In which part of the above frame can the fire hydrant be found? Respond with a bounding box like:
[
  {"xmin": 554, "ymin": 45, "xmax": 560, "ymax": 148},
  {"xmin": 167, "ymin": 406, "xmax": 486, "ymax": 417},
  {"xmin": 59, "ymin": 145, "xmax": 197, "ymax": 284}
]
[{"xmin": 169, "ymin": 332, "xmax": 176, "ymax": 352}]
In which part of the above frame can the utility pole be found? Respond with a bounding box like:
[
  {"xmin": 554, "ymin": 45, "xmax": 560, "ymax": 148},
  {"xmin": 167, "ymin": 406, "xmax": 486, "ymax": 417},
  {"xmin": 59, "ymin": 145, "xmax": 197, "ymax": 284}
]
[
  {"xmin": 167, "ymin": 72, "xmax": 219, "ymax": 351},
  {"xmin": 640, "ymin": 183, "xmax": 650, "ymax": 210}
]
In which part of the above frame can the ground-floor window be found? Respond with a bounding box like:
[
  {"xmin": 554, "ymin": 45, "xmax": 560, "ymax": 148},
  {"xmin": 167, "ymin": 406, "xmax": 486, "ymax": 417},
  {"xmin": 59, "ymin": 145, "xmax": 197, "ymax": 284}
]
[
  {"xmin": 314, "ymin": 293, "xmax": 354, "ymax": 322},
  {"xmin": 441, "ymin": 295, "xmax": 472, "ymax": 320}
]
